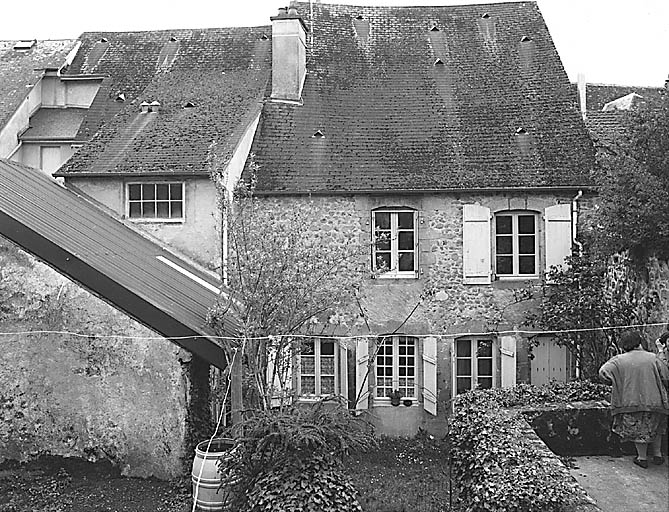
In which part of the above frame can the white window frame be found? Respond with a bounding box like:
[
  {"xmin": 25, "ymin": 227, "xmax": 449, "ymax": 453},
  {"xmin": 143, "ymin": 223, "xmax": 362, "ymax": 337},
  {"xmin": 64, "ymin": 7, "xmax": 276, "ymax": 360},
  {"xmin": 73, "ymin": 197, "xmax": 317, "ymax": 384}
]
[
  {"xmin": 297, "ymin": 338, "xmax": 339, "ymax": 399},
  {"xmin": 374, "ymin": 335, "xmax": 418, "ymax": 401},
  {"xmin": 494, "ymin": 211, "xmax": 539, "ymax": 279},
  {"xmin": 453, "ymin": 337, "xmax": 497, "ymax": 397},
  {"xmin": 126, "ymin": 182, "xmax": 185, "ymax": 223},
  {"xmin": 372, "ymin": 208, "xmax": 418, "ymax": 279}
]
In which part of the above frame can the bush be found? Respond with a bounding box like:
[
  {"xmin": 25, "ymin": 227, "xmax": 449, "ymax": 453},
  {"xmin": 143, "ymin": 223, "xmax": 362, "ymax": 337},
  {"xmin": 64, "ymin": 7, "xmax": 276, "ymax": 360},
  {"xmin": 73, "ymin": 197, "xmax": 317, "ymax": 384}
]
[
  {"xmin": 218, "ymin": 400, "xmax": 375, "ymax": 511},
  {"xmin": 450, "ymin": 386, "xmax": 596, "ymax": 512}
]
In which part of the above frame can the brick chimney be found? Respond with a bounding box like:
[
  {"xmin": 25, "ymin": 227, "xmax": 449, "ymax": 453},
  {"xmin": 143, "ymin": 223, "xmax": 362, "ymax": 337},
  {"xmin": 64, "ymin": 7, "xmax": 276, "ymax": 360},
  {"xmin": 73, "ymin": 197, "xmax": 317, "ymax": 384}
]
[{"xmin": 271, "ymin": 5, "xmax": 308, "ymax": 101}]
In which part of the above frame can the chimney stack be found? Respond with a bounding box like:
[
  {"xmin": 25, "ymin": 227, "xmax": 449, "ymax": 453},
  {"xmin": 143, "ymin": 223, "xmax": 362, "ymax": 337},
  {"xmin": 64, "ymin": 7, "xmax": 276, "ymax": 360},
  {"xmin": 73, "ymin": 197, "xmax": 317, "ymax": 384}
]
[{"xmin": 271, "ymin": 4, "xmax": 308, "ymax": 101}]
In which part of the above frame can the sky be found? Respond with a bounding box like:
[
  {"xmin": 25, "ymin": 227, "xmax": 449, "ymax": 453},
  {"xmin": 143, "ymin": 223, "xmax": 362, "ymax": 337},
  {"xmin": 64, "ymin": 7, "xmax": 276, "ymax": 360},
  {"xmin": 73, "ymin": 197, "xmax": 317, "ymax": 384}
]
[{"xmin": 1, "ymin": 0, "xmax": 667, "ymax": 87}]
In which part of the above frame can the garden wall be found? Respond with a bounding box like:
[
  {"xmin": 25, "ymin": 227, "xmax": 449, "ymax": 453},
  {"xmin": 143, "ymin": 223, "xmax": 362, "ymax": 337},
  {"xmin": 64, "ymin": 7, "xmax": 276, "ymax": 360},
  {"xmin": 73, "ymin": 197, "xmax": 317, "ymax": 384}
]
[{"xmin": 0, "ymin": 238, "xmax": 197, "ymax": 479}]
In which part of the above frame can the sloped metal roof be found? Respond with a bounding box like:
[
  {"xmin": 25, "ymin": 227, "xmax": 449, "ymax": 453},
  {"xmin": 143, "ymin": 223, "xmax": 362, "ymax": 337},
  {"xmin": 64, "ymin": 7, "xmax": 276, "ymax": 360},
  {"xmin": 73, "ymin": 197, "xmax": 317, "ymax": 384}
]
[{"xmin": 0, "ymin": 159, "xmax": 235, "ymax": 369}]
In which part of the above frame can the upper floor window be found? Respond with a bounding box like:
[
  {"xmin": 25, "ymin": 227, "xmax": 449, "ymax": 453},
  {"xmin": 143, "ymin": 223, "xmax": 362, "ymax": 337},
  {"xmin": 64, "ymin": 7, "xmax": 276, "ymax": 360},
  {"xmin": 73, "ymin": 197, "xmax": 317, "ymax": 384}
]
[
  {"xmin": 372, "ymin": 209, "xmax": 418, "ymax": 278},
  {"xmin": 494, "ymin": 211, "xmax": 538, "ymax": 277},
  {"xmin": 127, "ymin": 183, "xmax": 184, "ymax": 221},
  {"xmin": 375, "ymin": 335, "xmax": 417, "ymax": 399}
]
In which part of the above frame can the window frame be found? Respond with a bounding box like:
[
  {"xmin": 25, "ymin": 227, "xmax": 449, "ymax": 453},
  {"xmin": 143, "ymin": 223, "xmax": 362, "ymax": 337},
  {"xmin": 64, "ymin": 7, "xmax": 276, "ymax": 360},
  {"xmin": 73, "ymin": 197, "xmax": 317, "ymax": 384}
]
[
  {"xmin": 453, "ymin": 337, "xmax": 497, "ymax": 397},
  {"xmin": 371, "ymin": 208, "xmax": 418, "ymax": 279},
  {"xmin": 125, "ymin": 181, "xmax": 185, "ymax": 223},
  {"xmin": 374, "ymin": 335, "xmax": 419, "ymax": 402},
  {"xmin": 493, "ymin": 210, "xmax": 539, "ymax": 279},
  {"xmin": 297, "ymin": 338, "xmax": 339, "ymax": 399}
]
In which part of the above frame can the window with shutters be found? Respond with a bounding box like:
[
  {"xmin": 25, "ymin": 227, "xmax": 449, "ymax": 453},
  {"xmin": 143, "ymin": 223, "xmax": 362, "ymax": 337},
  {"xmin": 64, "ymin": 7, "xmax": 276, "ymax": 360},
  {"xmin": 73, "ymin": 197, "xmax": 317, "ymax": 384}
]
[
  {"xmin": 494, "ymin": 211, "xmax": 539, "ymax": 278},
  {"xmin": 372, "ymin": 209, "xmax": 418, "ymax": 278},
  {"xmin": 454, "ymin": 338, "xmax": 496, "ymax": 395},
  {"xmin": 298, "ymin": 338, "xmax": 338, "ymax": 397},
  {"xmin": 127, "ymin": 182, "xmax": 184, "ymax": 222},
  {"xmin": 375, "ymin": 336, "xmax": 418, "ymax": 399}
]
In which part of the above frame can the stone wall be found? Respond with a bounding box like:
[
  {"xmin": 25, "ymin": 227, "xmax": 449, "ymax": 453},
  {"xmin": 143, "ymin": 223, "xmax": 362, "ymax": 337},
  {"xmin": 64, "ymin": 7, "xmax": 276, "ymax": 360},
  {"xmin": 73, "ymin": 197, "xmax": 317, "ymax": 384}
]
[{"xmin": 0, "ymin": 238, "xmax": 195, "ymax": 479}]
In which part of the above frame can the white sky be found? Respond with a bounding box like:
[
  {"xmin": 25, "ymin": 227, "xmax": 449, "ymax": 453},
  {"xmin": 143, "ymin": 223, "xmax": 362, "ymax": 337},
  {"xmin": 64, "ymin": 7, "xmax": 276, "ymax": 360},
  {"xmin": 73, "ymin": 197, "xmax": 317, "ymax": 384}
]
[{"xmin": 1, "ymin": 0, "xmax": 667, "ymax": 86}]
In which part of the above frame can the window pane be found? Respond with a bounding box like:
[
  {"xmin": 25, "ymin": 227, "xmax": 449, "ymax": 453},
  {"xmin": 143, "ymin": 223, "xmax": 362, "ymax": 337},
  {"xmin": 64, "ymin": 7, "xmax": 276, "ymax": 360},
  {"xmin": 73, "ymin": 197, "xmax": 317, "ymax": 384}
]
[
  {"xmin": 478, "ymin": 377, "xmax": 493, "ymax": 389},
  {"xmin": 157, "ymin": 201, "xmax": 170, "ymax": 218},
  {"xmin": 478, "ymin": 359, "xmax": 493, "ymax": 377},
  {"xmin": 496, "ymin": 216, "xmax": 512, "ymax": 234},
  {"xmin": 456, "ymin": 339, "xmax": 471, "ymax": 357},
  {"xmin": 142, "ymin": 202, "xmax": 155, "ymax": 217},
  {"xmin": 375, "ymin": 212, "xmax": 390, "ymax": 229},
  {"xmin": 398, "ymin": 253, "xmax": 414, "ymax": 271},
  {"xmin": 129, "ymin": 202, "xmax": 141, "ymax": 217},
  {"xmin": 301, "ymin": 376, "xmax": 316, "ymax": 394},
  {"xmin": 376, "ymin": 253, "xmax": 391, "ymax": 270},
  {"xmin": 321, "ymin": 376, "xmax": 335, "ymax": 395},
  {"xmin": 519, "ymin": 235, "xmax": 535, "ymax": 254},
  {"xmin": 321, "ymin": 340, "xmax": 335, "ymax": 356},
  {"xmin": 397, "ymin": 212, "xmax": 414, "ymax": 229},
  {"xmin": 398, "ymin": 231, "xmax": 414, "ymax": 250},
  {"xmin": 156, "ymin": 184, "xmax": 169, "ymax": 200},
  {"xmin": 171, "ymin": 201, "xmax": 183, "ymax": 218},
  {"xmin": 477, "ymin": 340, "xmax": 492, "ymax": 357},
  {"xmin": 518, "ymin": 215, "xmax": 535, "ymax": 234},
  {"xmin": 128, "ymin": 184, "xmax": 141, "ymax": 200},
  {"xmin": 170, "ymin": 183, "xmax": 182, "ymax": 200},
  {"xmin": 142, "ymin": 184, "xmax": 155, "ymax": 200},
  {"xmin": 301, "ymin": 340, "xmax": 315, "ymax": 355},
  {"xmin": 456, "ymin": 358, "xmax": 471, "ymax": 376},
  {"xmin": 457, "ymin": 377, "xmax": 471, "ymax": 395},
  {"xmin": 496, "ymin": 236, "xmax": 512, "ymax": 255},
  {"xmin": 321, "ymin": 356, "xmax": 335, "ymax": 375},
  {"xmin": 519, "ymin": 256, "xmax": 536, "ymax": 274},
  {"xmin": 496, "ymin": 256, "xmax": 513, "ymax": 274},
  {"xmin": 301, "ymin": 356, "xmax": 315, "ymax": 375},
  {"xmin": 375, "ymin": 237, "xmax": 390, "ymax": 251}
]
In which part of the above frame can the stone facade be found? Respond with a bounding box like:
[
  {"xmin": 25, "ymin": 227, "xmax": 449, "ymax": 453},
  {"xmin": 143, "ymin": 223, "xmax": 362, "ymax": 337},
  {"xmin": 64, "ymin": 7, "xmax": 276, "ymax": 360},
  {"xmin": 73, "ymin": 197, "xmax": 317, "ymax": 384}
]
[
  {"xmin": 0, "ymin": 239, "xmax": 194, "ymax": 479},
  {"xmin": 257, "ymin": 191, "xmax": 585, "ymax": 435}
]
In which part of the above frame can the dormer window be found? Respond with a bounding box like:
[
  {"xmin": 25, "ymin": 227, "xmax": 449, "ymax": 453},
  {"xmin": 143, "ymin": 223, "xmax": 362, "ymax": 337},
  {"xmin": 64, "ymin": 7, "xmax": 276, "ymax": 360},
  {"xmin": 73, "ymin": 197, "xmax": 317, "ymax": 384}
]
[{"xmin": 127, "ymin": 183, "xmax": 184, "ymax": 221}]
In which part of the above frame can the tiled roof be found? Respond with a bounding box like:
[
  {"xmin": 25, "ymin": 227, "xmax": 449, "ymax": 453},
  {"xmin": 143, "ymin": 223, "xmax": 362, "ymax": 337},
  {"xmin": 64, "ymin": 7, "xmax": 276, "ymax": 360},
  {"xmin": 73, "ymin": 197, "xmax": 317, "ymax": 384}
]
[
  {"xmin": 0, "ymin": 158, "xmax": 236, "ymax": 368},
  {"xmin": 57, "ymin": 27, "xmax": 271, "ymax": 176},
  {"xmin": 0, "ymin": 40, "xmax": 77, "ymax": 128},
  {"xmin": 585, "ymin": 111, "xmax": 628, "ymax": 150},
  {"xmin": 583, "ymin": 84, "xmax": 664, "ymax": 111},
  {"xmin": 20, "ymin": 107, "xmax": 87, "ymax": 140},
  {"xmin": 250, "ymin": 2, "xmax": 594, "ymax": 194}
]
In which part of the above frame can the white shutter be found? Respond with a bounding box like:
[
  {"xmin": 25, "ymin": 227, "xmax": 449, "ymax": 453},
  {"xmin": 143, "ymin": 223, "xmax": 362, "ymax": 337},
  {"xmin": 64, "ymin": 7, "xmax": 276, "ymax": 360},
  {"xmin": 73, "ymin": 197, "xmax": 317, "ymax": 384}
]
[
  {"xmin": 338, "ymin": 340, "xmax": 349, "ymax": 406},
  {"xmin": 422, "ymin": 336, "xmax": 438, "ymax": 416},
  {"xmin": 463, "ymin": 204, "xmax": 492, "ymax": 284},
  {"xmin": 544, "ymin": 204, "xmax": 572, "ymax": 273},
  {"xmin": 355, "ymin": 338, "xmax": 370, "ymax": 410},
  {"xmin": 500, "ymin": 336, "xmax": 517, "ymax": 389}
]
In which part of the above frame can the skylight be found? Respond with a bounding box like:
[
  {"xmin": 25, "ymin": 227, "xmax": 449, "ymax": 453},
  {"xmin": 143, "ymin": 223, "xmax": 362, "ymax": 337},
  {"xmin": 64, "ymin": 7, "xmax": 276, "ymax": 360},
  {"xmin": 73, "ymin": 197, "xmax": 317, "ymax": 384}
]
[{"xmin": 13, "ymin": 40, "xmax": 36, "ymax": 51}]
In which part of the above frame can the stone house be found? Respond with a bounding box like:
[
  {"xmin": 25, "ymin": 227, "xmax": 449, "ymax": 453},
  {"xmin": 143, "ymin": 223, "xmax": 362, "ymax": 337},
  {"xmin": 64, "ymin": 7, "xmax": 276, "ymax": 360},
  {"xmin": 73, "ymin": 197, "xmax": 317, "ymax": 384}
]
[
  {"xmin": 0, "ymin": 0, "xmax": 600, "ymax": 469},
  {"xmin": 247, "ymin": 2, "xmax": 595, "ymax": 435}
]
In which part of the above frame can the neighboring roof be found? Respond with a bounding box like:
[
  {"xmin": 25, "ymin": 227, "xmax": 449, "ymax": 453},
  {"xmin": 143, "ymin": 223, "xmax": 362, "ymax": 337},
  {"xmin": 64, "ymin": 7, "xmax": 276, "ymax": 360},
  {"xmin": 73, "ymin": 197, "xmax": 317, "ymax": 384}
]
[
  {"xmin": 57, "ymin": 27, "xmax": 271, "ymax": 177},
  {"xmin": 602, "ymin": 92, "xmax": 644, "ymax": 112},
  {"xmin": 583, "ymin": 84, "xmax": 664, "ymax": 111},
  {"xmin": 0, "ymin": 39, "xmax": 77, "ymax": 127},
  {"xmin": 584, "ymin": 111, "xmax": 628, "ymax": 150},
  {"xmin": 20, "ymin": 107, "xmax": 87, "ymax": 140},
  {"xmin": 0, "ymin": 158, "xmax": 236, "ymax": 369},
  {"xmin": 250, "ymin": 1, "xmax": 594, "ymax": 193}
]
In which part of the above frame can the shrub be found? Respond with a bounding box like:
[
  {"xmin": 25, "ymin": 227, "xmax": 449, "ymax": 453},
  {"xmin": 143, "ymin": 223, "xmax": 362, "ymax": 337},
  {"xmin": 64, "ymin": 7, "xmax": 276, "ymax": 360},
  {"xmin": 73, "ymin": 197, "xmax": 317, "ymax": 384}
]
[
  {"xmin": 218, "ymin": 400, "xmax": 375, "ymax": 511},
  {"xmin": 450, "ymin": 386, "xmax": 596, "ymax": 512}
]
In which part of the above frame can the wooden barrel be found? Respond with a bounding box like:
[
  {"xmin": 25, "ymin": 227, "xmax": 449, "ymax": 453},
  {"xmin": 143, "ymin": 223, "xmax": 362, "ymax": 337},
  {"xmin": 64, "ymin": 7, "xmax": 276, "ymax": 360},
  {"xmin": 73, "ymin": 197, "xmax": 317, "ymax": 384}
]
[{"xmin": 191, "ymin": 438, "xmax": 234, "ymax": 511}]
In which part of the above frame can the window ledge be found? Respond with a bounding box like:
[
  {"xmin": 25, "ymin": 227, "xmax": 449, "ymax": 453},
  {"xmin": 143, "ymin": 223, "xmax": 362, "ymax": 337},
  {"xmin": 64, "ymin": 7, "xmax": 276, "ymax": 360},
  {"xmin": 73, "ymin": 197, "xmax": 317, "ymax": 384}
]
[
  {"xmin": 372, "ymin": 398, "xmax": 418, "ymax": 407},
  {"xmin": 373, "ymin": 272, "xmax": 418, "ymax": 280},
  {"xmin": 127, "ymin": 218, "xmax": 184, "ymax": 224}
]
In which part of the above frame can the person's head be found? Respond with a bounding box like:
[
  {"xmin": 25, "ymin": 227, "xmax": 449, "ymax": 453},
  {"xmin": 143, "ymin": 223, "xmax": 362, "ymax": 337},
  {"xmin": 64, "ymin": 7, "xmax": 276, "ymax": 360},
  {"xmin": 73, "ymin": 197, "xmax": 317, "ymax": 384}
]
[{"xmin": 620, "ymin": 330, "xmax": 644, "ymax": 352}]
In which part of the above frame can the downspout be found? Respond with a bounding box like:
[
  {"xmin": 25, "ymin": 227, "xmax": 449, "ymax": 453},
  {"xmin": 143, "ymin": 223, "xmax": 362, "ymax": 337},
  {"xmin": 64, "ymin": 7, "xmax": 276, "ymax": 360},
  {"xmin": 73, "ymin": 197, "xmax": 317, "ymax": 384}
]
[{"xmin": 572, "ymin": 189, "xmax": 583, "ymax": 256}]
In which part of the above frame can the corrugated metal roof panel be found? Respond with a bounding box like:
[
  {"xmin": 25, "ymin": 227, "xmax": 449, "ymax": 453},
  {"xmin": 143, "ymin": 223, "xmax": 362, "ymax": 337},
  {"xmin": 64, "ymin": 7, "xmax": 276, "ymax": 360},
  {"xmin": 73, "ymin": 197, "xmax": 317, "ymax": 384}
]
[{"xmin": 0, "ymin": 158, "xmax": 236, "ymax": 368}]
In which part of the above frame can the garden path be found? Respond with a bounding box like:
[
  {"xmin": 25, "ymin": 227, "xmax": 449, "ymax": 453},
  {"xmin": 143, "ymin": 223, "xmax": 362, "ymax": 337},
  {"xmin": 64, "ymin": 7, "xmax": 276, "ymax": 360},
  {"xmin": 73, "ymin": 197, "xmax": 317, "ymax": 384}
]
[{"xmin": 569, "ymin": 455, "xmax": 668, "ymax": 512}]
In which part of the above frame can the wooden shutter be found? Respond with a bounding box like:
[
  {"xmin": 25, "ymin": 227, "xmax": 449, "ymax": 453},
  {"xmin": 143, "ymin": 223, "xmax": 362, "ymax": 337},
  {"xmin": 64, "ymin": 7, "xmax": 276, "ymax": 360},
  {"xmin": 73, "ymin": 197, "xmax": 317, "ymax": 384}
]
[
  {"xmin": 463, "ymin": 204, "xmax": 492, "ymax": 284},
  {"xmin": 500, "ymin": 336, "xmax": 517, "ymax": 389},
  {"xmin": 544, "ymin": 204, "xmax": 572, "ymax": 273},
  {"xmin": 338, "ymin": 340, "xmax": 349, "ymax": 407},
  {"xmin": 355, "ymin": 339, "xmax": 370, "ymax": 410},
  {"xmin": 422, "ymin": 336, "xmax": 438, "ymax": 416}
]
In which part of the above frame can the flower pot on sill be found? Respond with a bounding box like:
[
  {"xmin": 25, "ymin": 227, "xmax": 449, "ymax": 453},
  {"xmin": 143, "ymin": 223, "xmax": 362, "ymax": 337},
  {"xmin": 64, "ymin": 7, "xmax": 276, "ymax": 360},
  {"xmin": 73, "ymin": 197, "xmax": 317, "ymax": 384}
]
[{"xmin": 403, "ymin": 399, "xmax": 413, "ymax": 407}]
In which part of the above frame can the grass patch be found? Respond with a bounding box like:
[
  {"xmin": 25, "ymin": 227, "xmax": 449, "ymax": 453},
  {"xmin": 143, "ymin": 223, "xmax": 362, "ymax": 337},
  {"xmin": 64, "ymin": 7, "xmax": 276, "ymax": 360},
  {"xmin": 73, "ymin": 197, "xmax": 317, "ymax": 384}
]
[{"xmin": 345, "ymin": 433, "xmax": 451, "ymax": 512}]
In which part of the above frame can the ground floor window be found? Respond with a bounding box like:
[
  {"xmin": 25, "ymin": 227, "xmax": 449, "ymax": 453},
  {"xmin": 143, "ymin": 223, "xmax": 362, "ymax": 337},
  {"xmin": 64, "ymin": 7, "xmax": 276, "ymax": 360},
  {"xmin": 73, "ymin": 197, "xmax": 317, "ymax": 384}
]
[
  {"xmin": 375, "ymin": 335, "xmax": 417, "ymax": 399},
  {"xmin": 454, "ymin": 338, "xmax": 495, "ymax": 395},
  {"xmin": 298, "ymin": 338, "xmax": 337, "ymax": 397}
]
